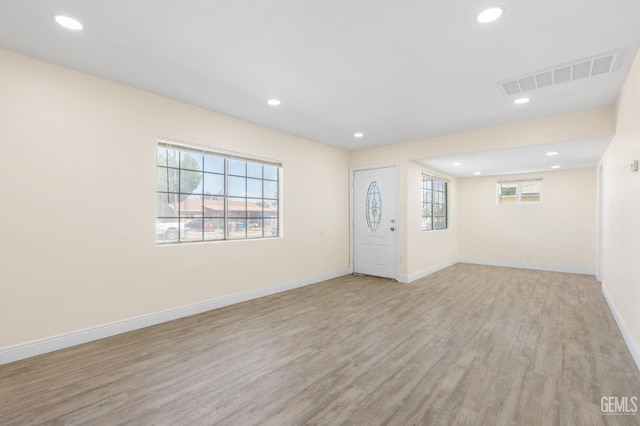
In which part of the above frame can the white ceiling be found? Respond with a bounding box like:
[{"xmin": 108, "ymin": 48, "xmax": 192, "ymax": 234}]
[
  {"xmin": 1, "ymin": 1, "xmax": 639, "ymax": 152},
  {"xmin": 417, "ymin": 137, "xmax": 611, "ymax": 178}
]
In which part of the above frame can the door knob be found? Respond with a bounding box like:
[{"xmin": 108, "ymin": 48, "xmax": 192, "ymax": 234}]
[{"xmin": 390, "ymin": 227, "xmax": 396, "ymax": 231}]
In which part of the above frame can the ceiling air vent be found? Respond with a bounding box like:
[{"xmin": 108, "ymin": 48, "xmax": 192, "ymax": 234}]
[{"xmin": 499, "ymin": 50, "xmax": 620, "ymax": 96}]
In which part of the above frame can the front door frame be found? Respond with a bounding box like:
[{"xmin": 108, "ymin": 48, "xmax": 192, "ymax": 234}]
[{"xmin": 349, "ymin": 163, "xmax": 399, "ymax": 280}]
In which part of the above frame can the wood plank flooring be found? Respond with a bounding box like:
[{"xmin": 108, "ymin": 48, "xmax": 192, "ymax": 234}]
[{"xmin": 1, "ymin": 263, "xmax": 639, "ymax": 425}]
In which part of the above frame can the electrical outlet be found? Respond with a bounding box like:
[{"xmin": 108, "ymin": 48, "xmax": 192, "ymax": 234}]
[{"xmin": 631, "ymin": 160, "xmax": 638, "ymax": 172}]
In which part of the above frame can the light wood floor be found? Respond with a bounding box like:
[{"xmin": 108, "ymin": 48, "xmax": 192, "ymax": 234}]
[{"xmin": 1, "ymin": 264, "xmax": 639, "ymax": 425}]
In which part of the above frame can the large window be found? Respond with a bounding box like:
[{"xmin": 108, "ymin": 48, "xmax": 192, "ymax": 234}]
[
  {"xmin": 422, "ymin": 174, "xmax": 448, "ymax": 231},
  {"xmin": 156, "ymin": 141, "xmax": 280, "ymax": 244},
  {"xmin": 497, "ymin": 179, "xmax": 542, "ymax": 204}
]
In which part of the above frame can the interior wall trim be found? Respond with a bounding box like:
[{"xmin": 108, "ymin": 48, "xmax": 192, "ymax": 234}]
[
  {"xmin": 602, "ymin": 283, "xmax": 640, "ymax": 372},
  {"xmin": 398, "ymin": 258, "xmax": 459, "ymax": 283},
  {"xmin": 400, "ymin": 258, "xmax": 596, "ymax": 284},
  {"xmin": 457, "ymin": 258, "xmax": 595, "ymax": 276}
]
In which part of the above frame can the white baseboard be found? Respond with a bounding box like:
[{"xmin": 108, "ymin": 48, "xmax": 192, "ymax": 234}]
[
  {"xmin": 457, "ymin": 258, "xmax": 595, "ymax": 275},
  {"xmin": 601, "ymin": 283, "xmax": 640, "ymax": 372},
  {"xmin": 395, "ymin": 256, "xmax": 592, "ymax": 284},
  {"xmin": 397, "ymin": 258, "xmax": 458, "ymax": 283},
  {"xmin": 0, "ymin": 268, "xmax": 350, "ymax": 366}
]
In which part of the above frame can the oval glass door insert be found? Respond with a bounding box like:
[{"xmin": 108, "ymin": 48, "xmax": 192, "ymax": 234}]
[{"xmin": 365, "ymin": 181, "xmax": 382, "ymax": 234}]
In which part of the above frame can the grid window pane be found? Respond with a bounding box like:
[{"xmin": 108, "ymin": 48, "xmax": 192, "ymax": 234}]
[
  {"xmin": 204, "ymin": 155, "xmax": 224, "ymax": 174},
  {"xmin": 180, "ymin": 195, "xmax": 203, "ymax": 219},
  {"xmin": 247, "ymin": 163, "xmax": 263, "ymax": 178},
  {"xmin": 521, "ymin": 180, "xmax": 541, "ymax": 203},
  {"xmin": 247, "ymin": 198, "xmax": 263, "ymax": 215},
  {"xmin": 229, "ymin": 219, "xmax": 247, "ymax": 239},
  {"xmin": 228, "ymin": 176, "xmax": 246, "ymax": 197},
  {"xmin": 264, "ymin": 180, "xmax": 278, "ymax": 199},
  {"xmin": 159, "ymin": 191, "xmax": 180, "ymax": 207},
  {"xmin": 228, "ymin": 197, "xmax": 247, "ymax": 218},
  {"xmin": 498, "ymin": 182, "xmax": 518, "ymax": 204},
  {"xmin": 180, "ymin": 225, "xmax": 203, "ymax": 242},
  {"xmin": 500, "ymin": 196, "xmax": 518, "ymax": 204},
  {"xmin": 228, "ymin": 160, "xmax": 246, "ymax": 176},
  {"xmin": 247, "ymin": 178, "xmax": 263, "ymax": 198},
  {"xmin": 157, "ymin": 193, "xmax": 175, "ymax": 217},
  {"xmin": 500, "ymin": 183, "xmax": 518, "ymax": 196},
  {"xmin": 157, "ymin": 192, "xmax": 180, "ymax": 216},
  {"xmin": 156, "ymin": 168, "xmax": 181, "ymax": 193},
  {"xmin": 267, "ymin": 219, "xmax": 278, "ymax": 237},
  {"xmin": 202, "ymin": 196, "xmax": 225, "ymax": 218},
  {"xmin": 264, "ymin": 204, "xmax": 278, "ymax": 218},
  {"xmin": 521, "ymin": 180, "xmax": 540, "ymax": 193},
  {"xmin": 156, "ymin": 218, "xmax": 181, "ymax": 243},
  {"xmin": 167, "ymin": 150, "xmax": 180, "ymax": 167},
  {"xmin": 203, "ymin": 173, "xmax": 224, "ymax": 196},
  {"xmin": 180, "ymin": 152, "xmax": 202, "ymax": 171},
  {"xmin": 157, "ymin": 148, "xmax": 167, "ymax": 166},
  {"xmin": 264, "ymin": 165, "xmax": 278, "ymax": 181},
  {"xmin": 157, "ymin": 143, "xmax": 280, "ymax": 244},
  {"xmin": 203, "ymin": 219, "xmax": 225, "ymax": 240},
  {"xmin": 167, "ymin": 169, "xmax": 179, "ymax": 192},
  {"xmin": 521, "ymin": 194, "xmax": 541, "ymax": 203},
  {"xmin": 157, "ymin": 167, "xmax": 168, "ymax": 191},
  {"xmin": 247, "ymin": 219, "xmax": 264, "ymax": 238},
  {"xmin": 180, "ymin": 170, "xmax": 203, "ymax": 194}
]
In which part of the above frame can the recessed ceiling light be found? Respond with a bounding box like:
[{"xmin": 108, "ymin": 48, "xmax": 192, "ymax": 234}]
[
  {"xmin": 354, "ymin": 133, "xmax": 364, "ymax": 138},
  {"xmin": 452, "ymin": 162, "xmax": 462, "ymax": 166},
  {"xmin": 473, "ymin": 172, "xmax": 482, "ymax": 175},
  {"xmin": 266, "ymin": 99, "xmax": 281, "ymax": 106},
  {"xmin": 514, "ymin": 97, "xmax": 530, "ymax": 105},
  {"xmin": 546, "ymin": 151, "xmax": 559, "ymax": 156},
  {"xmin": 477, "ymin": 7, "xmax": 503, "ymax": 23},
  {"xmin": 54, "ymin": 15, "xmax": 83, "ymax": 31},
  {"xmin": 551, "ymin": 165, "xmax": 561, "ymax": 169}
]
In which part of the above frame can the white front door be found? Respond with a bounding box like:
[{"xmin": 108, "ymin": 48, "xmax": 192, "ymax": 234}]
[{"xmin": 353, "ymin": 166, "xmax": 397, "ymax": 279}]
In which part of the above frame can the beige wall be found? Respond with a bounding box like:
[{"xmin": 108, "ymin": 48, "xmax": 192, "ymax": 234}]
[
  {"xmin": 0, "ymin": 49, "xmax": 350, "ymax": 348},
  {"xmin": 458, "ymin": 169, "xmax": 596, "ymax": 273},
  {"xmin": 349, "ymin": 108, "xmax": 614, "ymax": 166},
  {"xmin": 601, "ymin": 49, "xmax": 640, "ymax": 363}
]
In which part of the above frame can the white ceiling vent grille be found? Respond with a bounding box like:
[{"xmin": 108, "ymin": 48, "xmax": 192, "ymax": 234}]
[{"xmin": 499, "ymin": 51, "xmax": 620, "ymax": 96}]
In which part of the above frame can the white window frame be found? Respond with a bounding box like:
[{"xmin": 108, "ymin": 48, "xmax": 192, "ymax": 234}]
[
  {"xmin": 156, "ymin": 140, "xmax": 282, "ymax": 244},
  {"xmin": 496, "ymin": 178, "xmax": 542, "ymax": 205},
  {"xmin": 422, "ymin": 173, "xmax": 449, "ymax": 231}
]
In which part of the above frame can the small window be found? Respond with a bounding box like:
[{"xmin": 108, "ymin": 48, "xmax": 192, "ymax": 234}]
[
  {"xmin": 156, "ymin": 141, "xmax": 281, "ymax": 244},
  {"xmin": 497, "ymin": 179, "xmax": 542, "ymax": 204},
  {"xmin": 422, "ymin": 174, "xmax": 448, "ymax": 231}
]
